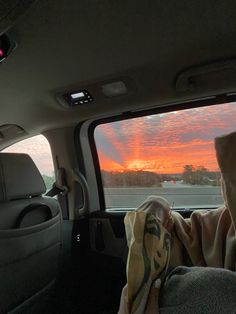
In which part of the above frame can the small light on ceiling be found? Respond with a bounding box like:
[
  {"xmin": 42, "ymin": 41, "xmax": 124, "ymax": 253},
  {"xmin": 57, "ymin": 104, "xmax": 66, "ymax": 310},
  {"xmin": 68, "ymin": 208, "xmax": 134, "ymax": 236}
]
[
  {"xmin": 0, "ymin": 49, "xmax": 4, "ymax": 57},
  {"xmin": 102, "ymin": 81, "xmax": 128, "ymax": 97},
  {"xmin": 0, "ymin": 34, "xmax": 16, "ymax": 63}
]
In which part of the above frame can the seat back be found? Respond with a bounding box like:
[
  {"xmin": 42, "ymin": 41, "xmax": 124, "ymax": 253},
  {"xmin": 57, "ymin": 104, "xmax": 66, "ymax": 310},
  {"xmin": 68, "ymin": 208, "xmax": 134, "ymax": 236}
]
[{"xmin": 0, "ymin": 153, "xmax": 62, "ymax": 313}]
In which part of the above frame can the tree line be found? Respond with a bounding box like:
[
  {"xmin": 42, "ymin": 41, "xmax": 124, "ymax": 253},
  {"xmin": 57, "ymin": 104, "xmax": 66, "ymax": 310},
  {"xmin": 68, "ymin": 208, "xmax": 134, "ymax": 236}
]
[
  {"xmin": 102, "ymin": 170, "xmax": 162, "ymax": 187},
  {"xmin": 42, "ymin": 165, "xmax": 221, "ymax": 189},
  {"xmin": 102, "ymin": 166, "xmax": 221, "ymax": 188},
  {"xmin": 42, "ymin": 174, "xmax": 55, "ymax": 190}
]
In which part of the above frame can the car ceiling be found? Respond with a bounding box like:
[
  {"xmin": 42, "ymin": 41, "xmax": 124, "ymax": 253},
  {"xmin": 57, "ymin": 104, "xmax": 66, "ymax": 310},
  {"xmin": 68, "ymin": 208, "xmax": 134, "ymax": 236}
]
[{"xmin": 1, "ymin": 0, "xmax": 236, "ymax": 137}]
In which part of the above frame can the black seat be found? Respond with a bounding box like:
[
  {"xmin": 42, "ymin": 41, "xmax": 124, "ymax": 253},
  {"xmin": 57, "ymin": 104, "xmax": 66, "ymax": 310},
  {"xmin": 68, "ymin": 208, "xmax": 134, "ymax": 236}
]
[{"xmin": 0, "ymin": 153, "xmax": 62, "ymax": 313}]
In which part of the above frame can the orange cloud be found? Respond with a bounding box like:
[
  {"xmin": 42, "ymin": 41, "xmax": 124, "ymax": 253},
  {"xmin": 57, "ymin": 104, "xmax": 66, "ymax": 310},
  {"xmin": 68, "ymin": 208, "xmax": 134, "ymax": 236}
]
[{"xmin": 95, "ymin": 103, "xmax": 236, "ymax": 174}]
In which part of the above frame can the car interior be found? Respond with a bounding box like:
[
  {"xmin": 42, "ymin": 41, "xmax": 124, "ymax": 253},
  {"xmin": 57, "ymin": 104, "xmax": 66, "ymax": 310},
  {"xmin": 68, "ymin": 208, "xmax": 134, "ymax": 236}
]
[{"xmin": 1, "ymin": 1, "xmax": 236, "ymax": 313}]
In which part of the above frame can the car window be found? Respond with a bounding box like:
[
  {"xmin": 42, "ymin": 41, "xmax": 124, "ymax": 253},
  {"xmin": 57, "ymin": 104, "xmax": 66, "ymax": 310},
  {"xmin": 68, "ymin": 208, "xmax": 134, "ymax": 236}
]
[
  {"xmin": 94, "ymin": 103, "xmax": 236, "ymax": 211},
  {"xmin": 3, "ymin": 135, "xmax": 55, "ymax": 191}
]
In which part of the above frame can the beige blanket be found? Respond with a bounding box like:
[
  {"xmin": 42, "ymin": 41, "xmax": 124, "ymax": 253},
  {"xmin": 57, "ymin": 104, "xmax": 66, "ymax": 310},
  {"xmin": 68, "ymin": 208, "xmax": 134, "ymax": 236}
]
[{"xmin": 118, "ymin": 131, "xmax": 236, "ymax": 314}]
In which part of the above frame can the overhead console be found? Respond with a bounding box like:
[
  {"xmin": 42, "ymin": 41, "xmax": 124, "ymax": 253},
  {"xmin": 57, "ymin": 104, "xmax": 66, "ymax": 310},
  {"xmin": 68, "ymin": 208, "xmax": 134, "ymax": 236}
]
[
  {"xmin": 64, "ymin": 90, "xmax": 94, "ymax": 106},
  {"xmin": 0, "ymin": 0, "xmax": 37, "ymax": 64},
  {"xmin": 56, "ymin": 76, "xmax": 137, "ymax": 109}
]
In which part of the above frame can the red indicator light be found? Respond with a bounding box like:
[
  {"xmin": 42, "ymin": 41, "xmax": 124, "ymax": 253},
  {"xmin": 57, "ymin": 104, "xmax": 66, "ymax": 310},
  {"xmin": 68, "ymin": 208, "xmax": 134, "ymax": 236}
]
[{"xmin": 0, "ymin": 49, "xmax": 4, "ymax": 57}]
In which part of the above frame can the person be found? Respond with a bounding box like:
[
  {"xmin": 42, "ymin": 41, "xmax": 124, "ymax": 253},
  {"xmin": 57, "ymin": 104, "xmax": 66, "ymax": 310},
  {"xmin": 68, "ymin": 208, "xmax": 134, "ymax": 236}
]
[
  {"xmin": 159, "ymin": 266, "xmax": 236, "ymax": 313},
  {"xmin": 119, "ymin": 131, "xmax": 236, "ymax": 314}
]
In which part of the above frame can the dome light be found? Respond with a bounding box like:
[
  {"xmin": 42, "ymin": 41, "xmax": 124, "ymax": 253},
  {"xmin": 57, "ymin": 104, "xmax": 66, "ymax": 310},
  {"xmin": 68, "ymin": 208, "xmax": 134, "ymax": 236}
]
[{"xmin": 0, "ymin": 34, "xmax": 16, "ymax": 63}]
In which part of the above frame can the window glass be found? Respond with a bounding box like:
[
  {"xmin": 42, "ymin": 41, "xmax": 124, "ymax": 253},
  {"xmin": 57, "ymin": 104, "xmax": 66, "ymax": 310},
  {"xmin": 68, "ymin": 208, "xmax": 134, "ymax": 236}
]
[
  {"xmin": 94, "ymin": 103, "xmax": 236, "ymax": 211},
  {"xmin": 3, "ymin": 135, "xmax": 54, "ymax": 190}
]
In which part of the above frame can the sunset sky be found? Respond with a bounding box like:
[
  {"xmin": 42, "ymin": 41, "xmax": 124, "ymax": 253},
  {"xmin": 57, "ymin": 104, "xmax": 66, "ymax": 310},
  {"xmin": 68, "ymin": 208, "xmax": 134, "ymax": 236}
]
[
  {"xmin": 95, "ymin": 103, "xmax": 236, "ymax": 174},
  {"xmin": 3, "ymin": 103, "xmax": 236, "ymax": 176}
]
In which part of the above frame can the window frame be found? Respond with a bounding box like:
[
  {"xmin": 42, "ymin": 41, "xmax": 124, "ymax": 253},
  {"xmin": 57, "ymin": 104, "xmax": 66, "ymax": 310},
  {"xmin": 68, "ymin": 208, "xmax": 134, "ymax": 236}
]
[{"xmin": 83, "ymin": 95, "xmax": 236, "ymax": 211}]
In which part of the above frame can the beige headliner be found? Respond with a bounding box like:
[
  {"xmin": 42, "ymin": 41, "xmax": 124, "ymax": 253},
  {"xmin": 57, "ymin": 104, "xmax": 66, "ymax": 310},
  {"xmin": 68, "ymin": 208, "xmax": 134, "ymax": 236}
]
[{"xmin": 1, "ymin": 0, "xmax": 236, "ymax": 140}]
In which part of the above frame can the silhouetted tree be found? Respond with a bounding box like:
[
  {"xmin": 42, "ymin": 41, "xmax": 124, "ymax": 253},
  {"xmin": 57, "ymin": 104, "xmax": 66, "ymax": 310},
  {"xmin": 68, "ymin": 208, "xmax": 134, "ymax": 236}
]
[
  {"xmin": 183, "ymin": 165, "xmax": 194, "ymax": 184},
  {"xmin": 42, "ymin": 174, "xmax": 55, "ymax": 190},
  {"xmin": 182, "ymin": 165, "xmax": 220, "ymax": 185}
]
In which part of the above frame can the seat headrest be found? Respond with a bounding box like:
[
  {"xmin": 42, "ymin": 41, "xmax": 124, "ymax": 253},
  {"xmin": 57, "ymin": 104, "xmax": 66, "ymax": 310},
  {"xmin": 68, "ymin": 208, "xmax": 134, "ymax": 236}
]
[{"xmin": 0, "ymin": 153, "xmax": 46, "ymax": 201}]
